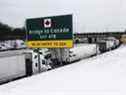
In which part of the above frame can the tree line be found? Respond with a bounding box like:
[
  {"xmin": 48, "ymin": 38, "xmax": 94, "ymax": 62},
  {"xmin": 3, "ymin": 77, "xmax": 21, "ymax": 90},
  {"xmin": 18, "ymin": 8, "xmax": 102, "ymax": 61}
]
[{"xmin": 0, "ymin": 22, "xmax": 26, "ymax": 40}]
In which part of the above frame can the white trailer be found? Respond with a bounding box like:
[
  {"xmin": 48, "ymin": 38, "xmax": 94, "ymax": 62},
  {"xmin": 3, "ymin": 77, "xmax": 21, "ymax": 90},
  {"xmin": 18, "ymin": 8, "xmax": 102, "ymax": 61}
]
[
  {"xmin": 69, "ymin": 44, "xmax": 98, "ymax": 62},
  {"xmin": 0, "ymin": 50, "xmax": 33, "ymax": 84}
]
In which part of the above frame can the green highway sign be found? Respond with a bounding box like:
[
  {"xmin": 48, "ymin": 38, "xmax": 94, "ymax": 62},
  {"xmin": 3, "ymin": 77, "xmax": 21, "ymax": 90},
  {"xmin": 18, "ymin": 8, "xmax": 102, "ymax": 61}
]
[{"xmin": 26, "ymin": 14, "xmax": 73, "ymax": 48}]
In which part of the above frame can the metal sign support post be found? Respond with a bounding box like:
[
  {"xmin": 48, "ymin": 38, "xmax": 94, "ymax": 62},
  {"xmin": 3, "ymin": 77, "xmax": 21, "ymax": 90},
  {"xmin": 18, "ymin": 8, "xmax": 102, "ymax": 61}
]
[
  {"xmin": 37, "ymin": 48, "xmax": 41, "ymax": 73},
  {"xmin": 59, "ymin": 48, "xmax": 63, "ymax": 66}
]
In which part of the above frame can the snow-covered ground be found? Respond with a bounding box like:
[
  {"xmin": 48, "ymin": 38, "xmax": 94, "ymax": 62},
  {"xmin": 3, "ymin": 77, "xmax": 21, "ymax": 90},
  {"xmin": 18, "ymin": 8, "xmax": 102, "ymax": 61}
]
[{"xmin": 0, "ymin": 45, "xmax": 126, "ymax": 95}]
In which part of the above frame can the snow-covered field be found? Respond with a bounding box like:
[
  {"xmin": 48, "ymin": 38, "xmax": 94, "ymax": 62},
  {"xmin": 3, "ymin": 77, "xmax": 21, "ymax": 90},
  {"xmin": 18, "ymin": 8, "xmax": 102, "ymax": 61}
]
[{"xmin": 0, "ymin": 45, "xmax": 126, "ymax": 95}]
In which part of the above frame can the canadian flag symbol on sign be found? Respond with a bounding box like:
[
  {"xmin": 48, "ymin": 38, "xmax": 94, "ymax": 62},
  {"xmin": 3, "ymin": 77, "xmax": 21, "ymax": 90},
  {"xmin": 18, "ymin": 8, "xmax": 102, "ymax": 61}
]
[{"xmin": 44, "ymin": 18, "xmax": 52, "ymax": 28}]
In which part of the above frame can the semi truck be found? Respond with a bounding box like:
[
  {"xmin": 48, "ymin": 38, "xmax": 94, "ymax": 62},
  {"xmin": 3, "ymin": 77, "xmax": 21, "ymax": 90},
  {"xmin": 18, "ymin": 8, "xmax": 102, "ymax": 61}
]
[{"xmin": 0, "ymin": 49, "xmax": 52, "ymax": 84}]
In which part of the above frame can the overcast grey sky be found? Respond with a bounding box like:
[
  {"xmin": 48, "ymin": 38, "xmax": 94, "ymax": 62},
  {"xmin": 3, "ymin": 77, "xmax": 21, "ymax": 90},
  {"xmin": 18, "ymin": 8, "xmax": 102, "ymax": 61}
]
[{"xmin": 0, "ymin": 0, "xmax": 126, "ymax": 32}]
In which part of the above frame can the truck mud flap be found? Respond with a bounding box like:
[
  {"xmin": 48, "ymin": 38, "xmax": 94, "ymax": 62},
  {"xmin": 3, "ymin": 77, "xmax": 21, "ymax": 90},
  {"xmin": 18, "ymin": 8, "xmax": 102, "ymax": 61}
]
[{"xmin": 25, "ymin": 59, "xmax": 33, "ymax": 76}]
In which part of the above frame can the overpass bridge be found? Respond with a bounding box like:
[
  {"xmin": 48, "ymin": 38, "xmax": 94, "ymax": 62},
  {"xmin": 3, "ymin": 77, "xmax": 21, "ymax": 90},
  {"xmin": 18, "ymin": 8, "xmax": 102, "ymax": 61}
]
[{"xmin": 73, "ymin": 32, "xmax": 126, "ymax": 43}]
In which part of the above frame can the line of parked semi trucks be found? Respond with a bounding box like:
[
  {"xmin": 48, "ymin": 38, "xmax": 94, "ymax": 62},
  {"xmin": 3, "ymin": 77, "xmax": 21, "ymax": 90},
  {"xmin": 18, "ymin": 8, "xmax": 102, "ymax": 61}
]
[
  {"xmin": 0, "ymin": 45, "xmax": 98, "ymax": 84},
  {"xmin": 0, "ymin": 34, "xmax": 126, "ymax": 84}
]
